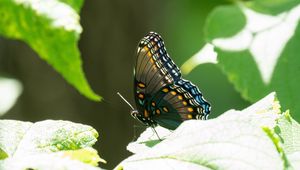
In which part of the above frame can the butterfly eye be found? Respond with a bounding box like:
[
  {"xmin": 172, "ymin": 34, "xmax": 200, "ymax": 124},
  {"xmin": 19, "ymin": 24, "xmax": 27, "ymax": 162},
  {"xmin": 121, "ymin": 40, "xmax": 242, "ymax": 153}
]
[{"xmin": 130, "ymin": 110, "xmax": 139, "ymax": 118}]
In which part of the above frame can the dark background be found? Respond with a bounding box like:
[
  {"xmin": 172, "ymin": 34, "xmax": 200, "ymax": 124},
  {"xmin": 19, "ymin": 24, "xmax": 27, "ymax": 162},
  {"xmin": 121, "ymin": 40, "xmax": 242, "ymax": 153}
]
[{"xmin": 0, "ymin": 0, "xmax": 249, "ymax": 169}]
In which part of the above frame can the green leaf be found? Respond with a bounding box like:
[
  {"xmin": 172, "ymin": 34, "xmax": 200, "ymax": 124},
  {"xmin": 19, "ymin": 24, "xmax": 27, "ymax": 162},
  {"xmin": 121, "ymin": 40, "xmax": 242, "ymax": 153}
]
[
  {"xmin": 0, "ymin": 153, "xmax": 104, "ymax": 170},
  {"xmin": 0, "ymin": 120, "xmax": 104, "ymax": 169},
  {"xmin": 0, "ymin": 148, "xmax": 8, "ymax": 160},
  {"xmin": 117, "ymin": 93, "xmax": 285, "ymax": 169},
  {"xmin": 262, "ymin": 127, "xmax": 291, "ymax": 169},
  {"xmin": 245, "ymin": 0, "xmax": 300, "ymax": 15},
  {"xmin": 276, "ymin": 111, "xmax": 300, "ymax": 169},
  {"xmin": 204, "ymin": 5, "xmax": 246, "ymax": 41},
  {"xmin": 203, "ymin": 3, "xmax": 300, "ymax": 121},
  {"xmin": 216, "ymin": 50, "xmax": 269, "ymax": 101},
  {"xmin": 276, "ymin": 111, "xmax": 300, "ymax": 154},
  {"xmin": 0, "ymin": 0, "xmax": 101, "ymax": 101},
  {"xmin": 62, "ymin": 148, "xmax": 106, "ymax": 166},
  {"xmin": 126, "ymin": 126, "xmax": 173, "ymax": 154}
]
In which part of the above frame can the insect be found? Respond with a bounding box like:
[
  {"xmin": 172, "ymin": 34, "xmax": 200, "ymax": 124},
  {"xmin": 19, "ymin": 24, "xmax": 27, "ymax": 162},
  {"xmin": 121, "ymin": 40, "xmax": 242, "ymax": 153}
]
[{"xmin": 119, "ymin": 32, "xmax": 211, "ymax": 130}]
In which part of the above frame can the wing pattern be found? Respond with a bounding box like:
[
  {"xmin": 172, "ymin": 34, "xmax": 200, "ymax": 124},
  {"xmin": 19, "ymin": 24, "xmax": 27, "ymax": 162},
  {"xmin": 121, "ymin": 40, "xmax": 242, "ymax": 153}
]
[{"xmin": 133, "ymin": 32, "xmax": 211, "ymax": 130}]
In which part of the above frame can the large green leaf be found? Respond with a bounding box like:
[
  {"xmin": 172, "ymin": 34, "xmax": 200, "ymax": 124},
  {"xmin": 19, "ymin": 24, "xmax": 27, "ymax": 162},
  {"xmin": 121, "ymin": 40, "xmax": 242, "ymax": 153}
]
[
  {"xmin": 0, "ymin": 0, "xmax": 101, "ymax": 101},
  {"xmin": 117, "ymin": 93, "xmax": 290, "ymax": 170},
  {"xmin": 202, "ymin": 2, "xmax": 300, "ymax": 121},
  {"xmin": 0, "ymin": 120, "xmax": 104, "ymax": 169}
]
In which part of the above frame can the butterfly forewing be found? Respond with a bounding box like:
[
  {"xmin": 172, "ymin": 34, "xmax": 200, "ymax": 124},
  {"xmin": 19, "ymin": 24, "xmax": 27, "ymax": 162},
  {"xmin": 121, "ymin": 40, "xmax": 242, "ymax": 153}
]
[
  {"xmin": 134, "ymin": 33, "xmax": 175, "ymax": 114},
  {"xmin": 133, "ymin": 32, "xmax": 211, "ymax": 129}
]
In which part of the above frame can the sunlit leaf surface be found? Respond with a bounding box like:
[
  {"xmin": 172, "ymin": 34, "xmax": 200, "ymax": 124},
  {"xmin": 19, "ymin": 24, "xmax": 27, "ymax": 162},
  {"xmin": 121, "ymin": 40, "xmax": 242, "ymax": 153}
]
[
  {"xmin": 0, "ymin": 120, "xmax": 104, "ymax": 169},
  {"xmin": 117, "ymin": 93, "xmax": 293, "ymax": 170}
]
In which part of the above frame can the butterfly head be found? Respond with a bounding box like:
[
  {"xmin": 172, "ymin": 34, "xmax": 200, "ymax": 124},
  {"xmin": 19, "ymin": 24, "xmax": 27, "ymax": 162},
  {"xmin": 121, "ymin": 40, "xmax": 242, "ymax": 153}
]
[
  {"xmin": 130, "ymin": 110, "xmax": 139, "ymax": 119},
  {"xmin": 130, "ymin": 109, "xmax": 157, "ymax": 127}
]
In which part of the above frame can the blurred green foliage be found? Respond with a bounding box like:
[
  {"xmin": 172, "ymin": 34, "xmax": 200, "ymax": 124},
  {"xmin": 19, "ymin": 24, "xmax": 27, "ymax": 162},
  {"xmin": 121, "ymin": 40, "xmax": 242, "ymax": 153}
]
[
  {"xmin": 164, "ymin": 1, "xmax": 249, "ymax": 117},
  {"xmin": 204, "ymin": 5, "xmax": 246, "ymax": 40},
  {"xmin": 204, "ymin": 1, "xmax": 300, "ymax": 121},
  {"xmin": 0, "ymin": 0, "xmax": 101, "ymax": 101},
  {"xmin": 245, "ymin": 0, "xmax": 300, "ymax": 14}
]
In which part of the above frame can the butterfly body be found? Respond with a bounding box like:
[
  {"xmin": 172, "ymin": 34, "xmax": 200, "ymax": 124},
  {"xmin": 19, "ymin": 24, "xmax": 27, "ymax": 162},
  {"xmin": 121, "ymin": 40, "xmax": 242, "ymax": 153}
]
[{"xmin": 133, "ymin": 32, "xmax": 211, "ymax": 130}]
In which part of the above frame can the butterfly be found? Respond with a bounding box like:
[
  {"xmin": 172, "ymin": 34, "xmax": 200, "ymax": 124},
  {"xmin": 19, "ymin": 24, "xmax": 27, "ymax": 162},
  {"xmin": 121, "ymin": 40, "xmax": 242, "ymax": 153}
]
[{"xmin": 128, "ymin": 32, "xmax": 211, "ymax": 130}]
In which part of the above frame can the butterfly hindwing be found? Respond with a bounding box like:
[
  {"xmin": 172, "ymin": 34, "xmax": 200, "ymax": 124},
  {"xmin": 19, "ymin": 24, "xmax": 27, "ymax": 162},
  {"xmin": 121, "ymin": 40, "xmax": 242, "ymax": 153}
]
[{"xmin": 149, "ymin": 81, "xmax": 210, "ymax": 130}]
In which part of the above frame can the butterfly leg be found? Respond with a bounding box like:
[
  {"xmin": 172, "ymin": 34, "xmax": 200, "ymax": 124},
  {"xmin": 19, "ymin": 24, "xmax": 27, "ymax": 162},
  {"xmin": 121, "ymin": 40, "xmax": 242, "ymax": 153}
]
[{"xmin": 151, "ymin": 126, "xmax": 162, "ymax": 141}]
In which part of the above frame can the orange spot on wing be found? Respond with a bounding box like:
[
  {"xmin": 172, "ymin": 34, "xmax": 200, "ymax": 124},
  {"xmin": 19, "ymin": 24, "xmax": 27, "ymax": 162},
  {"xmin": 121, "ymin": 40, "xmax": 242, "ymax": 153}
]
[
  {"xmin": 144, "ymin": 110, "xmax": 149, "ymax": 117},
  {"xmin": 150, "ymin": 58, "xmax": 154, "ymax": 63},
  {"xmin": 156, "ymin": 109, "xmax": 161, "ymax": 114},
  {"xmin": 143, "ymin": 47, "xmax": 149, "ymax": 51},
  {"xmin": 187, "ymin": 114, "xmax": 193, "ymax": 119},
  {"xmin": 151, "ymin": 102, "xmax": 156, "ymax": 107},
  {"xmin": 178, "ymin": 95, "xmax": 183, "ymax": 100},
  {"xmin": 138, "ymin": 93, "xmax": 144, "ymax": 99},
  {"xmin": 138, "ymin": 83, "xmax": 145, "ymax": 88},
  {"xmin": 171, "ymin": 91, "xmax": 177, "ymax": 95},
  {"xmin": 187, "ymin": 107, "xmax": 194, "ymax": 112},
  {"xmin": 147, "ymin": 51, "xmax": 151, "ymax": 57},
  {"xmin": 182, "ymin": 101, "xmax": 187, "ymax": 106},
  {"xmin": 162, "ymin": 88, "xmax": 169, "ymax": 93}
]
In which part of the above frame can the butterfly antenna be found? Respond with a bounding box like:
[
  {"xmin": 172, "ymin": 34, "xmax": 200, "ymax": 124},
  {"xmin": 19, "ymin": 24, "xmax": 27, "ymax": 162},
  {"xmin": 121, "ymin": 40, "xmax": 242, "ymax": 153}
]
[{"xmin": 117, "ymin": 92, "xmax": 135, "ymax": 111}]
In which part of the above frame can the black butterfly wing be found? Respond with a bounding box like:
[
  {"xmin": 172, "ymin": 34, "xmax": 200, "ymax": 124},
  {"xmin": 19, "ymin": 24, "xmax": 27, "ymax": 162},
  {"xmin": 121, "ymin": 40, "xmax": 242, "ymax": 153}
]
[
  {"xmin": 134, "ymin": 32, "xmax": 210, "ymax": 129},
  {"xmin": 134, "ymin": 32, "xmax": 180, "ymax": 125}
]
